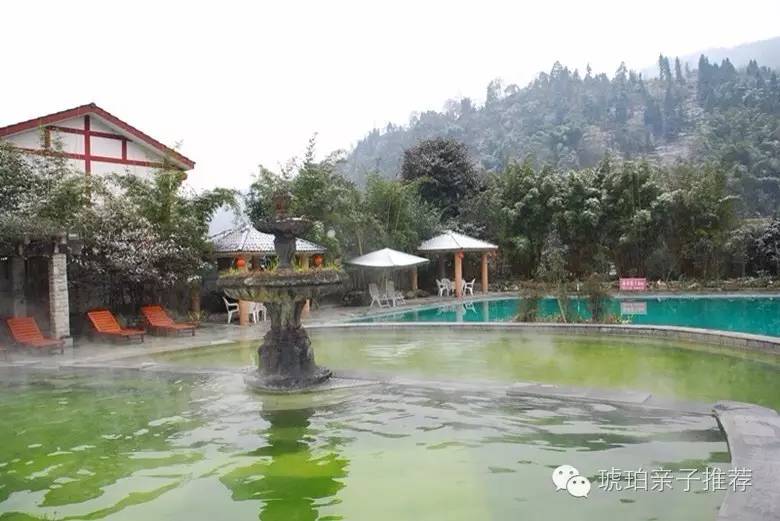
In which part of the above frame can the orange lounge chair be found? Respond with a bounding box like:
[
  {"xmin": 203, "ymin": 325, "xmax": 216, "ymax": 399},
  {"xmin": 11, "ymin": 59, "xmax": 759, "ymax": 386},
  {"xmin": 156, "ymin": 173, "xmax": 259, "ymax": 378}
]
[
  {"xmin": 6, "ymin": 317, "xmax": 64, "ymax": 354},
  {"xmin": 140, "ymin": 305, "xmax": 196, "ymax": 336},
  {"xmin": 86, "ymin": 309, "xmax": 145, "ymax": 343}
]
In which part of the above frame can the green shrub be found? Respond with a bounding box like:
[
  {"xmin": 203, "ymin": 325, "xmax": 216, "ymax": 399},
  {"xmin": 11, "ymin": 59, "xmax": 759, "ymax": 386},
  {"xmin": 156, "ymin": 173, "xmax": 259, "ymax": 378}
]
[
  {"xmin": 583, "ymin": 274, "xmax": 610, "ymax": 322},
  {"xmin": 516, "ymin": 288, "xmax": 543, "ymax": 322}
]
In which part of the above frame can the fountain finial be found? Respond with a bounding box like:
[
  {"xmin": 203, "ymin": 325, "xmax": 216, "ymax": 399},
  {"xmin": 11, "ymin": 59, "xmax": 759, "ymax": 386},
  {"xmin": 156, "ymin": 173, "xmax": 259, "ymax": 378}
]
[
  {"xmin": 256, "ymin": 190, "xmax": 312, "ymax": 271},
  {"xmin": 272, "ymin": 190, "xmax": 293, "ymax": 218}
]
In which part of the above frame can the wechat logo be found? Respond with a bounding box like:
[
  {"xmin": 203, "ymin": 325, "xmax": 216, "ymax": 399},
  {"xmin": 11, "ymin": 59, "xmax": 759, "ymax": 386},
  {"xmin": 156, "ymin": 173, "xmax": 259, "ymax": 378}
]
[{"xmin": 552, "ymin": 464, "xmax": 591, "ymax": 498}]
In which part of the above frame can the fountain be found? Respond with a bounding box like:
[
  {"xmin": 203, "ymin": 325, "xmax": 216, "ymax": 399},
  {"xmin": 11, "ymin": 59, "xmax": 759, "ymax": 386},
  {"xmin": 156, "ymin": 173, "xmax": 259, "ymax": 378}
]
[{"xmin": 218, "ymin": 191, "xmax": 344, "ymax": 392}]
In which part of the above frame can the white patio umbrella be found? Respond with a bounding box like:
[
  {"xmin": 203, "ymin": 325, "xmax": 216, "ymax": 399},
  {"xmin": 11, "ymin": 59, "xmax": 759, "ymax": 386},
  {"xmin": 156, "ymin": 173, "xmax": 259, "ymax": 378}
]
[
  {"xmin": 346, "ymin": 248, "xmax": 429, "ymax": 269},
  {"xmin": 346, "ymin": 248, "xmax": 430, "ymax": 293}
]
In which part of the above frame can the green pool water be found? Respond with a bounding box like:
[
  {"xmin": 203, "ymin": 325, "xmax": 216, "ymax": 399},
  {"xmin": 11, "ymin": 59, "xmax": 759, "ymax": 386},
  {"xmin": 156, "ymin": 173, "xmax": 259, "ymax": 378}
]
[
  {"xmin": 0, "ymin": 370, "xmax": 728, "ymax": 521},
  {"xmin": 357, "ymin": 296, "xmax": 780, "ymax": 337},
  {"xmin": 153, "ymin": 329, "xmax": 780, "ymax": 410}
]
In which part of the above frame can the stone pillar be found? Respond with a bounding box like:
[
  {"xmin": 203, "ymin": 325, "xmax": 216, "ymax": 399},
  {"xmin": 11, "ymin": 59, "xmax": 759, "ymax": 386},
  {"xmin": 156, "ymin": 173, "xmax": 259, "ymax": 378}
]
[
  {"xmin": 238, "ymin": 256, "xmax": 250, "ymax": 326},
  {"xmin": 481, "ymin": 253, "xmax": 489, "ymax": 294},
  {"xmin": 454, "ymin": 252, "xmax": 463, "ymax": 299},
  {"xmin": 410, "ymin": 268, "xmax": 418, "ymax": 292},
  {"xmin": 190, "ymin": 284, "xmax": 201, "ymax": 314},
  {"xmin": 10, "ymin": 256, "xmax": 26, "ymax": 317},
  {"xmin": 48, "ymin": 253, "xmax": 70, "ymax": 341},
  {"xmin": 298, "ymin": 256, "xmax": 311, "ymax": 316}
]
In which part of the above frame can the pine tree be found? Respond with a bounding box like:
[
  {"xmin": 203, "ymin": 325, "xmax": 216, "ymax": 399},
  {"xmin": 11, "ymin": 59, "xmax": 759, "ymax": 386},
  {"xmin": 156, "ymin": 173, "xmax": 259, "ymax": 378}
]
[
  {"xmin": 674, "ymin": 57, "xmax": 685, "ymax": 84},
  {"xmin": 658, "ymin": 54, "xmax": 672, "ymax": 83}
]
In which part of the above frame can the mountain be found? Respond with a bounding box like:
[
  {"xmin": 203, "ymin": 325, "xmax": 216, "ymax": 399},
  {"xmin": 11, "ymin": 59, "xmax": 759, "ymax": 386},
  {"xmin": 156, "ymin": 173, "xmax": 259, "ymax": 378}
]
[
  {"xmin": 642, "ymin": 36, "xmax": 780, "ymax": 77},
  {"xmin": 340, "ymin": 45, "xmax": 780, "ymax": 215}
]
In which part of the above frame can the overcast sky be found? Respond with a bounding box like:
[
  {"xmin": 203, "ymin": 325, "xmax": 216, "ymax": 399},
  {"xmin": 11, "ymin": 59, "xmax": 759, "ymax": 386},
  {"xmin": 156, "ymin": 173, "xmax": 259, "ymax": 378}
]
[{"xmin": 2, "ymin": 0, "xmax": 779, "ymax": 191}]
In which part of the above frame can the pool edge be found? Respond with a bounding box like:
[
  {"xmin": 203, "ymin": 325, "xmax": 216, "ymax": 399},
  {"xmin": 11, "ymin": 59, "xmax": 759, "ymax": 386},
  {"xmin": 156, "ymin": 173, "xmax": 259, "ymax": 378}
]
[
  {"xmin": 712, "ymin": 401, "xmax": 780, "ymax": 521},
  {"xmin": 308, "ymin": 322, "xmax": 780, "ymax": 355}
]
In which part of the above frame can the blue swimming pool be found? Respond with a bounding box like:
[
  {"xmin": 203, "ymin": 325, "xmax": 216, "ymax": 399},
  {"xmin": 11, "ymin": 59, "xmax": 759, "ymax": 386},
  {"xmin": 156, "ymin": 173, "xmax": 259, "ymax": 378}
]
[{"xmin": 358, "ymin": 295, "xmax": 780, "ymax": 337}]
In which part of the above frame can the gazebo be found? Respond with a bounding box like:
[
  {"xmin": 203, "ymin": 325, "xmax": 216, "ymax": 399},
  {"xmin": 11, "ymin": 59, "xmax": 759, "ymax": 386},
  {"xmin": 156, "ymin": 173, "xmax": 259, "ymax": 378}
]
[
  {"xmin": 418, "ymin": 231, "xmax": 498, "ymax": 298},
  {"xmin": 346, "ymin": 248, "xmax": 429, "ymax": 291},
  {"xmin": 210, "ymin": 224, "xmax": 326, "ymax": 269},
  {"xmin": 210, "ymin": 224, "xmax": 326, "ymax": 325}
]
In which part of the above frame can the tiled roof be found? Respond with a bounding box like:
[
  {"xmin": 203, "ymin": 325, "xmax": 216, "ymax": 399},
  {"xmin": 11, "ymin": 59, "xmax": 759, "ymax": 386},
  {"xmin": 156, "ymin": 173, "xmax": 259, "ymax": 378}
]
[
  {"xmin": 418, "ymin": 230, "xmax": 498, "ymax": 252},
  {"xmin": 210, "ymin": 224, "xmax": 326, "ymax": 256}
]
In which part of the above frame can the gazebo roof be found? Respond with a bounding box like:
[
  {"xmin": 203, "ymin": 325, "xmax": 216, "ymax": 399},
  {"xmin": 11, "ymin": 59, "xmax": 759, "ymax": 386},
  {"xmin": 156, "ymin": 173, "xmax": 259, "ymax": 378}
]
[
  {"xmin": 418, "ymin": 230, "xmax": 498, "ymax": 253},
  {"xmin": 210, "ymin": 224, "xmax": 326, "ymax": 257},
  {"xmin": 346, "ymin": 248, "xmax": 429, "ymax": 269}
]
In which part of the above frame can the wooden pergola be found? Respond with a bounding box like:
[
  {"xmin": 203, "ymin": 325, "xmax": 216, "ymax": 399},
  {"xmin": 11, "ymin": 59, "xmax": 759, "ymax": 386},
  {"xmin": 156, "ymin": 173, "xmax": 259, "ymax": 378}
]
[{"xmin": 418, "ymin": 231, "xmax": 498, "ymax": 298}]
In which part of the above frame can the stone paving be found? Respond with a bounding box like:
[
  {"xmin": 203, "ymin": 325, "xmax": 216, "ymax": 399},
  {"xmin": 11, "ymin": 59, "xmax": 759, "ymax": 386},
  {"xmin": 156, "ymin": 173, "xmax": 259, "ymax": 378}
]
[
  {"xmin": 0, "ymin": 292, "xmax": 496, "ymax": 366},
  {"xmin": 0, "ymin": 322, "xmax": 267, "ymax": 367},
  {"xmin": 712, "ymin": 401, "xmax": 780, "ymax": 521}
]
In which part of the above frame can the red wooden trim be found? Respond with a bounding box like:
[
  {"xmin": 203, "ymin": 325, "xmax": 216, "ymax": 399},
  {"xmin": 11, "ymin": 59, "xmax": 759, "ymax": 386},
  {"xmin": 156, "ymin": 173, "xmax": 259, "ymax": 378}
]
[
  {"xmin": 0, "ymin": 103, "xmax": 195, "ymax": 169},
  {"xmin": 83, "ymin": 116, "xmax": 91, "ymax": 175},
  {"xmin": 18, "ymin": 147, "xmax": 168, "ymax": 169},
  {"xmin": 91, "ymin": 155, "xmax": 165, "ymax": 168},
  {"xmin": 49, "ymin": 125, "xmax": 127, "ymax": 141}
]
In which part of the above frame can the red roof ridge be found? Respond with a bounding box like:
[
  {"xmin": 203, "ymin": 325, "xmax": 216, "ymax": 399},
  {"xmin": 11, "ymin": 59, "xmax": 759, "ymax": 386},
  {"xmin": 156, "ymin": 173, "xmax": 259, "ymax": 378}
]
[{"xmin": 0, "ymin": 103, "xmax": 195, "ymax": 169}]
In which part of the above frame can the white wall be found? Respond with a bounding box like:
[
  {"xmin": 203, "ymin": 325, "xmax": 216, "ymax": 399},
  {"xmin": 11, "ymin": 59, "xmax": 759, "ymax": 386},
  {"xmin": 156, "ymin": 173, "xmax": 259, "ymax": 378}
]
[{"xmin": 2, "ymin": 113, "xmax": 170, "ymax": 181}]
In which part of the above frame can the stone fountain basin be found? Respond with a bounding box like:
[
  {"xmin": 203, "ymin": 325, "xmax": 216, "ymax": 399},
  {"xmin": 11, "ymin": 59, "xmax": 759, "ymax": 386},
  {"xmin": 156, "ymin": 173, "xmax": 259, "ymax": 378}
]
[
  {"xmin": 255, "ymin": 218, "xmax": 312, "ymax": 236},
  {"xmin": 218, "ymin": 268, "xmax": 345, "ymax": 302}
]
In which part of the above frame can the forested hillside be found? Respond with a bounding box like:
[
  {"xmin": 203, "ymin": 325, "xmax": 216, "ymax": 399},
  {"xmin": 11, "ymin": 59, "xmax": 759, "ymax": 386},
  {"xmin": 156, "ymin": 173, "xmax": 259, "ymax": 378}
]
[
  {"xmin": 642, "ymin": 36, "xmax": 780, "ymax": 77},
  {"xmin": 343, "ymin": 54, "xmax": 780, "ymax": 216}
]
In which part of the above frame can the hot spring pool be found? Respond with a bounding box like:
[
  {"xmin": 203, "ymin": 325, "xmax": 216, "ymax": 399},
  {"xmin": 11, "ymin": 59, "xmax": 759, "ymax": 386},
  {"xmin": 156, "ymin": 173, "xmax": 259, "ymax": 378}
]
[
  {"xmin": 152, "ymin": 328, "xmax": 780, "ymax": 410},
  {"xmin": 0, "ymin": 370, "xmax": 728, "ymax": 521},
  {"xmin": 356, "ymin": 296, "xmax": 780, "ymax": 337}
]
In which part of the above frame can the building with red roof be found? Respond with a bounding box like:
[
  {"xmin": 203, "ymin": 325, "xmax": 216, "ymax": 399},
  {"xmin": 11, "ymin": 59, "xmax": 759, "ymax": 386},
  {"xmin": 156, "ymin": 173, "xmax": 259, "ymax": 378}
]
[{"xmin": 0, "ymin": 103, "xmax": 195, "ymax": 177}]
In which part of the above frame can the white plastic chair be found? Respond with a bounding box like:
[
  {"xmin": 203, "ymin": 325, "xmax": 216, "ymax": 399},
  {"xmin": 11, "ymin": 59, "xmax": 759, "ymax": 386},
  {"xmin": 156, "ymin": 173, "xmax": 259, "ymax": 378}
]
[
  {"xmin": 463, "ymin": 278, "xmax": 475, "ymax": 296},
  {"xmin": 369, "ymin": 283, "xmax": 390, "ymax": 308},
  {"xmin": 436, "ymin": 279, "xmax": 447, "ymax": 297},
  {"xmin": 386, "ymin": 280, "xmax": 405, "ymax": 307},
  {"xmin": 442, "ymin": 278, "xmax": 454, "ymax": 296},
  {"xmin": 250, "ymin": 302, "xmax": 267, "ymax": 323},
  {"xmin": 222, "ymin": 296, "xmax": 239, "ymax": 324}
]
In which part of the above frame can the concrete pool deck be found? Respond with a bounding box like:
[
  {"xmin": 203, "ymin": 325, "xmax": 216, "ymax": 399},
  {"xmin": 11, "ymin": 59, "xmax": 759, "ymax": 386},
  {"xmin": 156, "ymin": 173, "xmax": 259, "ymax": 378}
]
[{"xmin": 712, "ymin": 401, "xmax": 780, "ymax": 521}]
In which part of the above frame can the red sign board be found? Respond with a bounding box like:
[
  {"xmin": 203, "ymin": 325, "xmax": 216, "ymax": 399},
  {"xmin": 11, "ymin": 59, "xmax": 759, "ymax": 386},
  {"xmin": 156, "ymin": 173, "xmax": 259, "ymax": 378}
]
[{"xmin": 619, "ymin": 278, "xmax": 647, "ymax": 291}]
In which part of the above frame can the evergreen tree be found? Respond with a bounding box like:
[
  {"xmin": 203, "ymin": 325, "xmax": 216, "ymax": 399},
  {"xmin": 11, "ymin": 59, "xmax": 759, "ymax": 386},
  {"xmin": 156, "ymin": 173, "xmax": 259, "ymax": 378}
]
[
  {"xmin": 658, "ymin": 54, "xmax": 672, "ymax": 83},
  {"xmin": 674, "ymin": 57, "xmax": 684, "ymax": 84},
  {"xmin": 400, "ymin": 138, "xmax": 480, "ymax": 218}
]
